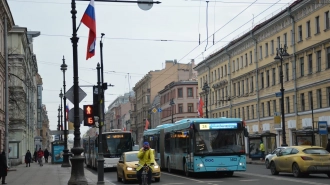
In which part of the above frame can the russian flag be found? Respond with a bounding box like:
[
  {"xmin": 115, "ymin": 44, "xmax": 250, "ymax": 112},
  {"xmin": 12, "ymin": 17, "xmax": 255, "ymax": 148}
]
[
  {"xmin": 81, "ymin": 0, "xmax": 96, "ymax": 60},
  {"xmin": 66, "ymin": 105, "xmax": 69, "ymax": 121}
]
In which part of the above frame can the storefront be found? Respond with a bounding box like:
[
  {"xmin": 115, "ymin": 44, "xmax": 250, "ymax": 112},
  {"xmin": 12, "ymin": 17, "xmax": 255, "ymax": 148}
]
[{"xmin": 248, "ymin": 132, "xmax": 277, "ymax": 159}]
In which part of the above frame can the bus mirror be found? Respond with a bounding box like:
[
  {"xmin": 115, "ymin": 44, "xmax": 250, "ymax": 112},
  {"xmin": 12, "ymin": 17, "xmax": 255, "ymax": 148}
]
[{"xmin": 244, "ymin": 128, "xmax": 249, "ymax": 137}]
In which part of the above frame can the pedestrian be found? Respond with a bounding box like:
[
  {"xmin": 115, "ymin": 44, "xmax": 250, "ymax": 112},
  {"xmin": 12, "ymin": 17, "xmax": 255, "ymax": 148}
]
[
  {"xmin": 37, "ymin": 148, "xmax": 44, "ymax": 166},
  {"xmin": 259, "ymin": 140, "xmax": 265, "ymax": 161},
  {"xmin": 0, "ymin": 151, "xmax": 7, "ymax": 184},
  {"xmin": 33, "ymin": 150, "xmax": 38, "ymax": 163},
  {"xmin": 44, "ymin": 149, "xmax": 49, "ymax": 163},
  {"xmin": 326, "ymin": 139, "xmax": 330, "ymax": 153},
  {"xmin": 25, "ymin": 150, "xmax": 32, "ymax": 167}
]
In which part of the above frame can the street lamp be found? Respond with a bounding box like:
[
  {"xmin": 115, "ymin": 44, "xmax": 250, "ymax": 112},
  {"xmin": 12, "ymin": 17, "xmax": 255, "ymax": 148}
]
[
  {"xmin": 202, "ymin": 82, "xmax": 210, "ymax": 118},
  {"xmin": 57, "ymin": 105, "xmax": 60, "ymax": 140},
  {"xmin": 61, "ymin": 56, "xmax": 71, "ymax": 167},
  {"xmin": 59, "ymin": 89, "xmax": 63, "ymax": 141},
  {"xmin": 274, "ymin": 44, "xmax": 290, "ymax": 147},
  {"xmin": 169, "ymin": 99, "xmax": 175, "ymax": 123}
]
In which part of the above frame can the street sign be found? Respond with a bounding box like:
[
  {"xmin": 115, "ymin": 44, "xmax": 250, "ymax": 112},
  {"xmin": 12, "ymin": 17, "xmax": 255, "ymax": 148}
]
[
  {"xmin": 65, "ymin": 85, "xmax": 87, "ymax": 104},
  {"xmin": 152, "ymin": 108, "xmax": 157, "ymax": 113},
  {"xmin": 50, "ymin": 130, "xmax": 74, "ymax": 135},
  {"xmin": 275, "ymin": 92, "xmax": 282, "ymax": 97},
  {"xmin": 68, "ymin": 108, "xmax": 84, "ymax": 123},
  {"xmin": 157, "ymin": 108, "xmax": 162, "ymax": 112},
  {"xmin": 318, "ymin": 121, "xmax": 328, "ymax": 135}
]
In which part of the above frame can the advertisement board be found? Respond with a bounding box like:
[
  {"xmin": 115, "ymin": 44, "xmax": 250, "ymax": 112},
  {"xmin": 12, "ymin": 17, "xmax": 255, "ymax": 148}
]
[{"xmin": 51, "ymin": 141, "xmax": 64, "ymax": 164}]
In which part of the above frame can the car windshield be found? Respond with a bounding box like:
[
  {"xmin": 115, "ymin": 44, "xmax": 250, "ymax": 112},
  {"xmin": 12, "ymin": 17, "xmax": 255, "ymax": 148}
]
[
  {"xmin": 126, "ymin": 153, "xmax": 139, "ymax": 162},
  {"xmin": 303, "ymin": 148, "xmax": 329, "ymax": 154},
  {"xmin": 194, "ymin": 129, "xmax": 245, "ymax": 155}
]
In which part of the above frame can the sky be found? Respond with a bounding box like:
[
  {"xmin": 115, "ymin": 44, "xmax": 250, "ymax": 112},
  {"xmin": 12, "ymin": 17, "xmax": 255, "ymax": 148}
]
[{"xmin": 7, "ymin": 0, "xmax": 294, "ymax": 137}]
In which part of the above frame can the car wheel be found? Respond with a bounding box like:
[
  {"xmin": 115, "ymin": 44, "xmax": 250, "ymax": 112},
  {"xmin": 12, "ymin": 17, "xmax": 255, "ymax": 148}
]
[
  {"xmin": 184, "ymin": 162, "xmax": 189, "ymax": 177},
  {"xmin": 154, "ymin": 177, "xmax": 160, "ymax": 182},
  {"xmin": 116, "ymin": 171, "xmax": 122, "ymax": 182},
  {"xmin": 265, "ymin": 159, "xmax": 270, "ymax": 169},
  {"xmin": 270, "ymin": 162, "xmax": 279, "ymax": 175},
  {"xmin": 122, "ymin": 171, "xmax": 128, "ymax": 184},
  {"xmin": 167, "ymin": 159, "xmax": 171, "ymax": 173},
  {"xmin": 292, "ymin": 163, "xmax": 302, "ymax": 178}
]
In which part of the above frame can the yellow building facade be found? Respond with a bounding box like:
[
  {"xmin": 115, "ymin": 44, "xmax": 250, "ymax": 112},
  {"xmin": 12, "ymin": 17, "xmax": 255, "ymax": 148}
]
[{"xmin": 194, "ymin": 0, "xmax": 330, "ymax": 154}]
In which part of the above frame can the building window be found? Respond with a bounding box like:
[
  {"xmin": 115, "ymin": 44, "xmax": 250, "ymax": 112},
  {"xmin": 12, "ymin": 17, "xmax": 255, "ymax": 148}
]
[
  {"xmin": 234, "ymin": 109, "xmax": 237, "ymax": 118},
  {"xmin": 308, "ymin": 54, "xmax": 313, "ymax": 74},
  {"xmin": 266, "ymin": 70, "xmax": 270, "ymax": 87},
  {"xmin": 217, "ymin": 68, "xmax": 220, "ymax": 79},
  {"xmin": 259, "ymin": 46, "xmax": 263, "ymax": 59},
  {"xmin": 327, "ymin": 87, "xmax": 330, "ymax": 107},
  {"xmin": 277, "ymin": 36, "xmax": 280, "ymax": 48},
  {"xmin": 317, "ymin": 89, "xmax": 322, "ymax": 108},
  {"xmin": 267, "ymin": 101, "xmax": 271, "ymax": 116},
  {"xmin": 245, "ymin": 53, "xmax": 248, "ymax": 66},
  {"xmin": 251, "ymin": 76, "xmax": 254, "ymax": 92},
  {"xmin": 250, "ymin": 51, "xmax": 253, "ymax": 64},
  {"xmin": 286, "ymin": 97, "xmax": 290, "ymax": 113},
  {"xmin": 261, "ymin": 103, "xmax": 265, "ymax": 117},
  {"xmin": 308, "ymin": 91, "xmax": 313, "ymax": 110},
  {"xmin": 246, "ymin": 78, "xmax": 249, "ymax": 93},
  {"xmin": 233, "ymin": 83, "xmax": 236, "ymax": 96},
  {"xmin": 251, "ymin": 105, "xmax": 254, "ymax": 119},
  {"xmin": 273, "ymin": 100, "xmax": 276, "ymax": 113},
  {"xmin": 225, "ymin": 65, "xmax": 227, "ymax": 75},
  {"xmin": 242, "ymin": 80, "xmax": 244, "ymax": 95},
  {"xmin": 271, "ymin": 40, "xmax": 274, "ymax": 54},
  {"xmin": 187, "ymin": 88, "xmax": 193, "ymax": 97},
  {"xmin": 236, "ymin": 58, "xmax": 239, "ymax": 70},
  {"xmin": 316, "ymin": 50, "xmax": 321, "ymax": 72},
  {"xmin": 178, "ymin": 104, "xmax": 183, "ymax": 113},
  {"xmin": 327, "ymin": 47, "xmax": 330, "ymax": 69},
  {"xmin": 238, "ymin": 82, "xmax": 240, "ymax": 96},
  {"xmin": 238, "ymin": 108, "xmax": 241, "ymax": 118},
  {"xmin": 300, "ymin": 57, "xmax": 304, "ymax": 76},
  {"xmin": 306, "ymin": 21, "xmax": 311, "ymax": 37},
  {"xmin": 247, "ymin": 106, "xmax": 250, "ymax": 120},
  {"xmin": 272, "ymin": 68, "xmax": 276, "ymax": 85},
  {"xmin": 261, "ymin": 72, "xmax": 264, "ymax": 89},
  {"xmin": 241, "ymin": 56, "xmax": 243, "ymax": 69},
  {"xmin": 300, "ymin": 93, "xmax": 305, "ymax": 111},
  {"xmin": 178, "ymin": 88, "xmax": 183, "ymax": 98},
  {"xmin": 315, "ymin": 16, "xmax": 320, "ymax": 34},
  {"xmin": 232, "ymin": 61, "xmax": 235, "ymax": 72},
  {"xmin": 221, "ymin": 66, "xmax": 223, "ymax": 77},
  {"xmin": 285, "ymin": 63, "xmax": 289, "ymax": 81},
  {"xmin": 265, "ymin": 43, "xmax": 268, "ymax": 57},
  {"xmin": 325, "ymin": 11, "xmax": 330, "ymax": 30},
  {"xmin": 298, "ymin": 25, "xmax": 302, "ymax": 41},
  {"xmin": 284, "ymin": 33, "xmax": 287, "ymax": 46},
  {"xmin": 187, "ymin": 103, "xmax": 193, "ymax": 113}
]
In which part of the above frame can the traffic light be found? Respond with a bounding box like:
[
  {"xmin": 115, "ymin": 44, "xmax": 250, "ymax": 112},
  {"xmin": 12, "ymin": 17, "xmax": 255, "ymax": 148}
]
[
  {"xmin": 83, "ymin": 105, "xmax": 95, "ymax": 126},
  {"xmin": 93, "ymin": 86, "xmax": 100, "ymax": 117}
]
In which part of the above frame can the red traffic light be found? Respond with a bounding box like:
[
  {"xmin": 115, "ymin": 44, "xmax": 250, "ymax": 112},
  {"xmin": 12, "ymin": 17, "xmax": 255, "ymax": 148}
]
[
  {"xmin": 83, "ymin": 105, "xmax": 95, "ymax": 126},
  {"xmin": 85, "ymin": 105, "xmax": 93, "ymax": 115}
]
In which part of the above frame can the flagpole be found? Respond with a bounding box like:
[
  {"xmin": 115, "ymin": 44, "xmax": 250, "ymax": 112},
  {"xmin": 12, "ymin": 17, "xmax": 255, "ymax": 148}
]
[{"xmin": 76, "ymin": 22, "xmax": 82, "ymax": 32}]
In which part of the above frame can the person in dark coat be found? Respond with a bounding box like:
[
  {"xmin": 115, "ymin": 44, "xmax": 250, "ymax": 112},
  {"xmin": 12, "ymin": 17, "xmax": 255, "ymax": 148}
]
[
  {"xmin": 0, "ymin": 151, "xmax": 7, "ymax": 184},
  {"xmin": 326, "ymin": 139, "xmax": 330, "ymax": 153},
  {"xmin": 34, "ymin": 150, "xmax": 38, "ymax": 163},
  {"xmin": 44, "ymin": 149, "xmax": 49, "ymax": 163},
  {"xmin": 25, "ymin": 150, "xmax": 32, "ymax": 167}
]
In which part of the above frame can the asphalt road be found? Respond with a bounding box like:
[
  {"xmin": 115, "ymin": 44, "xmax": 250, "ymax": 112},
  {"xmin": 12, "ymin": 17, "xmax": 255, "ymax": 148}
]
[{"xmin": 86, "ymin": 164, "xmax": 330, "ymax": 185}]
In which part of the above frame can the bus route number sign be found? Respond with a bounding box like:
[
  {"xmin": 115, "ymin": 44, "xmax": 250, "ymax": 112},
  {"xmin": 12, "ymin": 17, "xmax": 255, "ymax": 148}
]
[{"xmin": 199, "ymin": 124, "xmax": 210, "ymax": 130}]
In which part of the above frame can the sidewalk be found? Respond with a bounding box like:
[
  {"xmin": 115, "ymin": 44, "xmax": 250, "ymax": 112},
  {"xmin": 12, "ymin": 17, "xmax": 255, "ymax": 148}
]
[
  {"xmin": 246, "ymin": 157, "xmax": 266, "ymax": 165},
  {"xmin": 6, "ymin": 161, "xmax": 114, "ymax": 185}
]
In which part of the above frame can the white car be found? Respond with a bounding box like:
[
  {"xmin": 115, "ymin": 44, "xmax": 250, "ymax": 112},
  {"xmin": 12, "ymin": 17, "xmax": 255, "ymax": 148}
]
[{"xmin": 265, "ymin": 147, "xmax": 287, "ymax": 169}]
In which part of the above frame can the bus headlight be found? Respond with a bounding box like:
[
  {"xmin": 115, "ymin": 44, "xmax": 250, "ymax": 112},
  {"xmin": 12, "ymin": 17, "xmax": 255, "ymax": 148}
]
[
  {"xmin": 239, "ymin": 162, "xmax": 244, "ymax": 166},
  {"xmin": 154, "ymin": 165, "xmax": 159, "ymax": 169},
  {"xmin": 197, "ymin": 163, "xmax": 203, "ymax": 167},
  {"xmin": 126, "ymin": 167, "xmax": 134, "ymax": 171}
]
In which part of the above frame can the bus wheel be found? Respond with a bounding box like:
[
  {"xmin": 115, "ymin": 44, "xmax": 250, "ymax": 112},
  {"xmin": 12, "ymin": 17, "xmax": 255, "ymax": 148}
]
[
  {"xmin": 184, "ymin": 162, "xmax": 190, "ymax": 177},
  {"xmin": 167, "ymin": 159, "xmax": 171, "ymax": 173},
  {"xmin": 226, "ymin": 171, "xmax": 234, "ymax": 177}
]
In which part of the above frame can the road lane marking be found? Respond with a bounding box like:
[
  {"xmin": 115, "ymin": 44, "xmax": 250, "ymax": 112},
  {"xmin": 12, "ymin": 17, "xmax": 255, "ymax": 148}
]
[
  {"xmin": 236, "ymin": 172, "xmax": 329, "ymax": 185},
  {"xmin": 240, "ymin": 179, "xmax": 259, "ymax": 181},
  {"xmin": 162, "ymin": 172, "xmax": 203, "ymax": 183}
]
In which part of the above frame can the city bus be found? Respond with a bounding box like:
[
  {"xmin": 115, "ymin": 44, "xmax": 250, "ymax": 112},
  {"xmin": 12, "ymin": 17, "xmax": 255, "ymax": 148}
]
[
  {"xmin": 143, "ymin": 118, "xmax": 248, "ymax": 176},
  {"xmin": 83, "ymin": 129, "xmax": 134, "ymax": 169}
]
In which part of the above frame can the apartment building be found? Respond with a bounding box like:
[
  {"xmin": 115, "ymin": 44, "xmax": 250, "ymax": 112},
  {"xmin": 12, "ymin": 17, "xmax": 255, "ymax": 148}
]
[
  {"xmin": 194, "ymin": 0, "xmax": 330, "ymax": 153},
  {"xmin": 133, "ymin": 60, "xmax": 196, "ymax": 144},
  {"xmin": 159, "ymin": 80, "xmax": 199, "ymax": 124}
]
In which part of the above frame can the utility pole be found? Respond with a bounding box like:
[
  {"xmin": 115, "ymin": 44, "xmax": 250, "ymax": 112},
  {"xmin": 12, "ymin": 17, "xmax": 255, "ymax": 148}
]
[{"xmin": 97, "ymin": 63, "xmax": 105, "ymax": 184}]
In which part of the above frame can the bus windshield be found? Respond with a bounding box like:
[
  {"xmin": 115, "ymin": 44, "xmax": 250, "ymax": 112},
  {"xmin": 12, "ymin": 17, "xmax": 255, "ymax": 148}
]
[
  {"xmin": 103, "ymin": 133, "xmax": 132, "ymax": 157},
  {"xmin": 194, "ymin": 129, "xmax": 244, "ymax": 155}
]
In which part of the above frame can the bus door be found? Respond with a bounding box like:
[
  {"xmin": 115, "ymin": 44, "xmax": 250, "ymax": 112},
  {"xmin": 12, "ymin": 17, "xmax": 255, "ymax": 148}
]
[{"xmin": 188, "ymin": 126, "xmax": 194, "ymax": 170}]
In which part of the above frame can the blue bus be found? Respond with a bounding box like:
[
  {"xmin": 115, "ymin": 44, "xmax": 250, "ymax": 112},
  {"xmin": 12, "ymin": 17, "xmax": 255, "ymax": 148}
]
[
  {"xmin": 83, "ymin": 129, "xmax": 134, "ymax": 169},
  {"xmin": 143, "ymin": 118, "xmax": 248, "ymax": 176}
]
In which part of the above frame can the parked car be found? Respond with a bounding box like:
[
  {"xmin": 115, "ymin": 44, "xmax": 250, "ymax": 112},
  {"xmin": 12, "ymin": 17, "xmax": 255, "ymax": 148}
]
[
  {"xmin": 116, "ymin": 151, "xmax": 161, "ymax": 183},
  {"xmin": 269, "ymin": 146, "xmax": 330, "ymax": 178},
  {"xmin": 265, "ymin": 147, "xmax": 287, "ymax": 169}
]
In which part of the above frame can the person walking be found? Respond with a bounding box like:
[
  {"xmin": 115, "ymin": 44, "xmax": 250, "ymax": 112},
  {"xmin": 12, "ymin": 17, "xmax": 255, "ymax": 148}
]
[
  {"xmin": 33, "ymin": 150, "xmax": 38, "ymax": 163},
  {"xmin": 25, "ymin": 150, "xmax": 32, "ymax": 167},
  {"xmin": 44, "ymin": 149, "xmax": 49, "ymax": 163},
  {"xmin": 259, "ymin": 140, "xmax": 265, "ymax": 161},
  {"xmin": 37, "ymin": 148, "xmax": 44, "ymax": 166},
  {"xmin": 326, "ymin": 139, "xmax": 330, "ymax": 153},
  {"xmin": 0, "ymin": 151, "xmax": 7, "ymax": 184}
]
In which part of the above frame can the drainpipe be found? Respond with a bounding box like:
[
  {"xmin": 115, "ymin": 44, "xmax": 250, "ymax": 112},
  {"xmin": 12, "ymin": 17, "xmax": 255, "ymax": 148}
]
[
  {"xmin": 251, "ymin": 32, "xmax": 260, "ymax": 124},
  {"xmin": 288, "ymin": 8, "xmax": 297, "ymax": 115},
  {"xmin": 225, "ymin": 47, "xmax": 232, "ymax": 117}
]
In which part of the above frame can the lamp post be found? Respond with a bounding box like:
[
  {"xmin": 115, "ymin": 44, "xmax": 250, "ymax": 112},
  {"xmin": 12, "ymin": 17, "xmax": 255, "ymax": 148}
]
[
  {"xmin": 274, "ymin": 44, "xmax": 290, "ymax": 147},
  {"xmin": 202, "ymin": 82, "xmax": 210, "ymax": 118},
  {"xmin": 57, "ymin": 105, "xmax": 60, "ymax": 140},
  {"xmin": 59, "ymin": 89, "xmax": 63, "ymax": 141},
  {"xmin": 61, "ymin": 56, "xmax": 71, "ymax": 167},
  {"xmin": 169, "ymin": 99, "xmax": 175, "ymax": 123}
]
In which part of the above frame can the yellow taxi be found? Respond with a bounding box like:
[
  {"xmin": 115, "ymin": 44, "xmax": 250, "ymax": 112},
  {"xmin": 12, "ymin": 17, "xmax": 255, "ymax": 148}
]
[
  {"xmin": 116, "ymin": 151, "xmax": 161, "ymax": 183},
  {"xmin": 269, "ymin": 145, "xmax": 330, "ymax": 178}
]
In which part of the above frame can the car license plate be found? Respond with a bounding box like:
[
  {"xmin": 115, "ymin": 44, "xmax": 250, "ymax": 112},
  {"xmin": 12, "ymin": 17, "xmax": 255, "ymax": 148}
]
[
  {"xmin": 317, "ymin": 166, "xmax": 329, "ymax": 170},
  {"xmin": 216, "ymin": 168, "xmax": 227, "ymax": 171}
]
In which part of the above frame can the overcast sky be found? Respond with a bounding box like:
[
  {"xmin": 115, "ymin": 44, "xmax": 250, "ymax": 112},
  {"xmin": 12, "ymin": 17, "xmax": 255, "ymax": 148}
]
[{"xmin": 7, "ymin": 0, "xmax": 293, "ymax": 137}]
